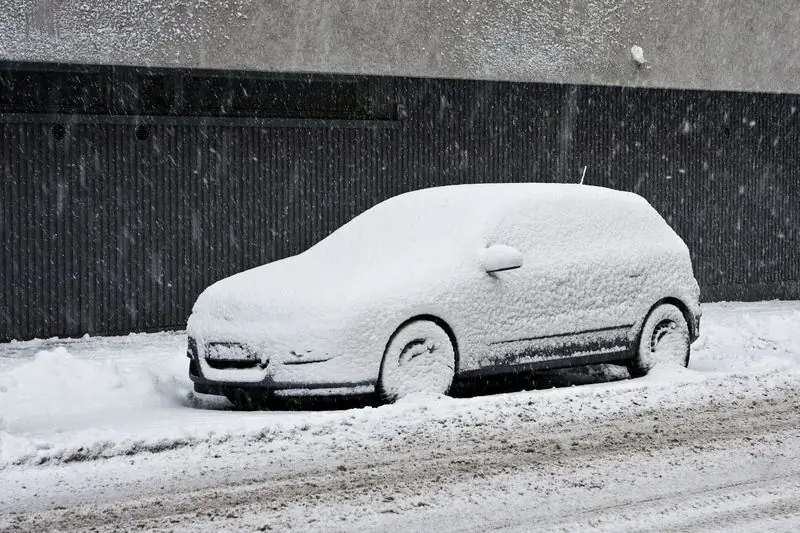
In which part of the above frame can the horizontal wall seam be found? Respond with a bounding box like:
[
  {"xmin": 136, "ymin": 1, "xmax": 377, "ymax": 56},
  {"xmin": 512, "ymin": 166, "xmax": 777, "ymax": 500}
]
[{"xmin": 0, "ymin": 113, "xmax": 401, "ymax": 129}]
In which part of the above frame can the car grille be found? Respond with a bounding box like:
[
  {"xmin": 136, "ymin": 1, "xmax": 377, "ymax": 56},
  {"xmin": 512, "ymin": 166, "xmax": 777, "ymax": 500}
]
[{"xmin": 204, "ymin": 342, "xmax": 264, "ymax": 370}]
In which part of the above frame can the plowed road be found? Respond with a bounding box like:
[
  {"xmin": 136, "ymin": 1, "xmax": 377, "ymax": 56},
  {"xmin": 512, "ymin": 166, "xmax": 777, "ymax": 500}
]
[{"xmin": 2, "ymin": 373, "xmax": 798, "ymax": 532}]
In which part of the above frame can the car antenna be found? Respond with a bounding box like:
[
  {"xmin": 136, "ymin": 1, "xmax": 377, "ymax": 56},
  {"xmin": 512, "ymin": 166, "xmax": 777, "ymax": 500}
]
[{"xmin": 580, "ymin": 165, "xmax": 587, "ymax": 185}]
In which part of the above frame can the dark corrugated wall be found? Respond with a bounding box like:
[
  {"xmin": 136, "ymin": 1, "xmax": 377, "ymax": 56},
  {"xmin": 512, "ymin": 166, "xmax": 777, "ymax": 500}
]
[
  {"xmin": 1, "ymin": 62, "xmax": 799, "ymax": 341},
  {"xmin": 575, "ymin": 87, "xmax": 800, "ymax": 301}
]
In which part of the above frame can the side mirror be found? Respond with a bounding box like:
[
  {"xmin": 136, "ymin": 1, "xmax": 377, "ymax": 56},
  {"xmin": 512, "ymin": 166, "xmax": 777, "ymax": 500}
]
[{"xmin": 481, "ymin": 244, "xmax": 523, "ymax": 273}]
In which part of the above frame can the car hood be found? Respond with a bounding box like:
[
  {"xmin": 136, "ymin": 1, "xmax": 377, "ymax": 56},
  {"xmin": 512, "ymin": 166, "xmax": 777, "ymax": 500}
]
[
  {"xmin": 189, "ymin": 245, "xmax": 474, "ymax": 329},
  {"xmin": 191, "ymin": 255, "xmax": 327, "ymax": 323}
]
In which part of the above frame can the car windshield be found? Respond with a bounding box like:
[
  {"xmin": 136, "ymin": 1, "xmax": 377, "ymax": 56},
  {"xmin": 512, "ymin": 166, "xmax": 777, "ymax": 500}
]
[{"xmin": 306, "ymin": 188, "xmax": 492, "ymax": 262}]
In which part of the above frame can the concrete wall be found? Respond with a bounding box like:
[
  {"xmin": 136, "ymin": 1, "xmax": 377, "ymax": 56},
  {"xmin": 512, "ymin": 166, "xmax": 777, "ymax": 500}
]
[{"xmin": 1, "ymin": 0, "xmax": 799, "ymax": 93}]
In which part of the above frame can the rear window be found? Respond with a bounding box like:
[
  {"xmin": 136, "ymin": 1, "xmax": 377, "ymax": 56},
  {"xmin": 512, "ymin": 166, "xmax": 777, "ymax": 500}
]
[{"xmin": 488, "ymin": 193, "xmax": 666, "ymax": 253}]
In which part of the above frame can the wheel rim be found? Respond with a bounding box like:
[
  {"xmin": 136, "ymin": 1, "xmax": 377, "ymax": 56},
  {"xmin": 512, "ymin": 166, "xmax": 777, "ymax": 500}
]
[
  {"xmin": 645, "ymin": 318, "xmax": 689, "ymax": 368},
  {"xmin": 380, "ymin": 322, "xmax": 455, "ymax": 401}
]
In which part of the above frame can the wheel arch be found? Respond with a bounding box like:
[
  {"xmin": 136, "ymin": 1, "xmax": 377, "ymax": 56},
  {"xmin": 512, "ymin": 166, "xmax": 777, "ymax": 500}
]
[
  {"xmin": 638, "ymin": 297, "xmax": 697, "ymax": 342},
  {"xmin": 381, "ymin": 314, "xmax": 461, "ymax": 375}
]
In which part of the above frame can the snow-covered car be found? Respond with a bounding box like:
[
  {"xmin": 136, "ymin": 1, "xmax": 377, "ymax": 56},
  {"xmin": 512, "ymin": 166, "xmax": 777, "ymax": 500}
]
[{"xmin": 187, "ymin": 184, "xmax": 701, "ymax": 409}]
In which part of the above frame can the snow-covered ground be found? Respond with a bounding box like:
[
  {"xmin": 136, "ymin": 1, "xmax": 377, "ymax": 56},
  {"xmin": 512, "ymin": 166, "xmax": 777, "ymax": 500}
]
[{"xmin": 1, "ymin": 301, "xmax": 799, "ymax": 532}]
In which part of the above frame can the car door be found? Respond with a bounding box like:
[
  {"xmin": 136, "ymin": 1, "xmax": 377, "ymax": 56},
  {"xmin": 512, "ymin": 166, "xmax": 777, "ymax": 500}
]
[
  {"xmin": 475, "ymin": 205, "xmax": 583, "ymax": 370},
  {"xmin": 474, "ymin": 199, "xmax": 632, "ymax": 373}
]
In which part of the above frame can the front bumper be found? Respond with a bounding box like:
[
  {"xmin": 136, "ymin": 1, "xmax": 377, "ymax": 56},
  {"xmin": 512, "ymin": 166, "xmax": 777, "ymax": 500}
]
[
  {"xmin": 187, "ymin": 337, "xmax": 376, "ymax": 396},
  {"xmin": 189, "ymin": 360, "xmax": 265, "ymax": 395}
]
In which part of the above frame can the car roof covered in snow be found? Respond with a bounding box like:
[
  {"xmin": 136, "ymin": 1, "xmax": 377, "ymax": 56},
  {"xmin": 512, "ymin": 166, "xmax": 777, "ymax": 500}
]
[
  {"xmin": 360, "ymin": 182, "xmax": 645, "ymax": 211},
  {"xmin": 307, "ymin": 183, "xmax": 665, "ymax": 259}
]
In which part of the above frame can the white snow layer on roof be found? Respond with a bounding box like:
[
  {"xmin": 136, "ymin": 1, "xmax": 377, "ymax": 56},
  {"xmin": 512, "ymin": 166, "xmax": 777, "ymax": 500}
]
[{"xmin": 307, "ymin": 183, "xmax": 660, "ymax": 257}]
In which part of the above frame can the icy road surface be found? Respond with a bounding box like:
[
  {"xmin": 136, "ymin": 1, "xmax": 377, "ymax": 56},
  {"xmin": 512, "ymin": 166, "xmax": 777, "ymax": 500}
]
[{"xmin": 1, "ymin": 301, "xmax": 799, "ymax": 532}]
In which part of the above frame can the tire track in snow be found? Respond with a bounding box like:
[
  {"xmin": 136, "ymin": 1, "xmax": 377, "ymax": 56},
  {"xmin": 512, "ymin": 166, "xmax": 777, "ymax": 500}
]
[
  {"xmin": 2, "ymin": 386, "xmax": 798, "ymax": 532},
  {"xmin": 519, "ymin": 474, "xmax": 800, "ymax": 532}
]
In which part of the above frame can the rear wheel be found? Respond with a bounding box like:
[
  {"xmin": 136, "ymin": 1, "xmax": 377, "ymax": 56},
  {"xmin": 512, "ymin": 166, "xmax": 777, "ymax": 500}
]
[
  {"xmin": 378, "ymin": 320, "xmax": 456, "ymax": 403},
  {"xmin": 628, "ymin": 303, "xmax": 690, "ymax": 377}
]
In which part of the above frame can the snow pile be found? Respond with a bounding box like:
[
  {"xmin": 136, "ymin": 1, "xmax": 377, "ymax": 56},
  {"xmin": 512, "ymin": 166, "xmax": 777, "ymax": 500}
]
[
  {"xmin": 692, "ymin": 301, "xmax": 800, "ymax": 372},
  {"xmin": 0, "ymin": 341, "xmax": 197, "ymax": 466},
  {"xmin": 0, "ymin": 347, "xmax": 187, "ymax": 427}
]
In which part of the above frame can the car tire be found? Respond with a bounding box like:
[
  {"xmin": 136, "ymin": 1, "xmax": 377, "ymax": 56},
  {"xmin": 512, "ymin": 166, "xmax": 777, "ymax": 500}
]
[
  {"xmin": 628, "ymin": 303, "xmax": 691, "ymax": 377},
  {"xmin": 378, "ymin": 320, "xmax": 456, "ymax": 403},
  {"xmin": 224, "ymin": 388, "xmax": 270, "ymax": 411}
]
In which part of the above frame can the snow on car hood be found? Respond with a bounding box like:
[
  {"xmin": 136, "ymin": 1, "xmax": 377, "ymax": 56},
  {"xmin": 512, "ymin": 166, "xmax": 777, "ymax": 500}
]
[
  {"xmin": 189, "ymin": 186, "xmax": 494, "ymax": 327},
  {"xmin": 190, "ymin": 254, "xmax": 449, "ymax": 322},
  {"xmin": 190, "ymin": 256, "xmax": 329, "ymax": 322}
]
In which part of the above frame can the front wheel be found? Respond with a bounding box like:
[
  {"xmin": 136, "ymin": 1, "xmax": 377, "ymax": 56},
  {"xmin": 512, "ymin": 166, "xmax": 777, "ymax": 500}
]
[
  {"xmin": 628, "ymin": 303, "xmax": 690, "ymax": 377},
  {"xmin": 377, "ymin": 320, "xmax": 456, "ymax": 403}
]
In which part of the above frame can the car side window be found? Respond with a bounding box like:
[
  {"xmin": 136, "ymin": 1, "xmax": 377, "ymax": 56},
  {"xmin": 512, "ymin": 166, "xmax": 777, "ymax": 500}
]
[
  {"xmin": 488, "ymin": 206, "xmax": 570, "ymax": 256},
  {"xmin": 487, "ymin": 197, "xmax": 644, "ymax": 259}
]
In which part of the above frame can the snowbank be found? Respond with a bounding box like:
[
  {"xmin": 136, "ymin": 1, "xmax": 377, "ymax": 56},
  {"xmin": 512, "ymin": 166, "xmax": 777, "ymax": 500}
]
[
  {"xmin": 692, "ymin": 301, "xmax": 800, "ymax": 372},
  {"xmin": 1, "ymin": 348, "xmax": 171, "ymax": 428},
  {"xmin": 0, "ymin": 333, "xmax": 207, "ymax": 466}
]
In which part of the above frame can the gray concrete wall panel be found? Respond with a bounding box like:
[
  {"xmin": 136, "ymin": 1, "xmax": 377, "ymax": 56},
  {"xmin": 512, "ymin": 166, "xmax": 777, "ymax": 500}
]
[{"xmin": 1, "ymin": 0, "xmax": 799, "ymax": 93}]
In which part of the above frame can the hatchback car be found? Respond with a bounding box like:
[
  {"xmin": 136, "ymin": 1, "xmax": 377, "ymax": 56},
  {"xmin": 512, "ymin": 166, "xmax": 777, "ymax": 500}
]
[{"xmin": 187, "ymin": 184, "xmax": 701, "ymax": 409}]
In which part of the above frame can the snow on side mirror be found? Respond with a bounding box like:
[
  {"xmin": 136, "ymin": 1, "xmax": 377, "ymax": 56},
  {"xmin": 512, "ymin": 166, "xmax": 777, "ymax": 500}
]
[{"xmin": 481, "ymin": 244, "xmax": 523, "ymax": 273}]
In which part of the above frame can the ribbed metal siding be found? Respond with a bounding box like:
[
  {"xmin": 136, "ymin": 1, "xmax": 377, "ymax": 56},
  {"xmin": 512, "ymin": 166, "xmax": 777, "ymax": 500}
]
[
  {"xmin": 574, "ymin": 86, "xmax": 800, "ymax": 301},
  {"xmin": 2, "ymin": 72, "xmax": 799, "ymax": 341}
]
